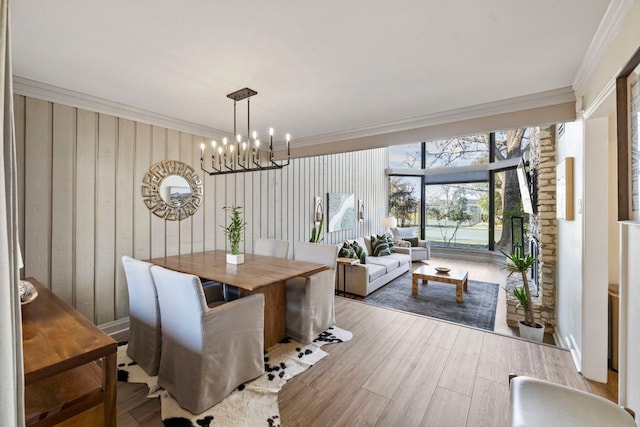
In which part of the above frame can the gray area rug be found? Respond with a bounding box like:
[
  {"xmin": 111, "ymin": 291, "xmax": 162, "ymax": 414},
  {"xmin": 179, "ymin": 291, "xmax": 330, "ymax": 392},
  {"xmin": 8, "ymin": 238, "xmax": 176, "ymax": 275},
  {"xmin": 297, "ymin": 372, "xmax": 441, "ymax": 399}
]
[{"xmin": 364, "ymin": 271, "xmax": 499, "ymax": 331}]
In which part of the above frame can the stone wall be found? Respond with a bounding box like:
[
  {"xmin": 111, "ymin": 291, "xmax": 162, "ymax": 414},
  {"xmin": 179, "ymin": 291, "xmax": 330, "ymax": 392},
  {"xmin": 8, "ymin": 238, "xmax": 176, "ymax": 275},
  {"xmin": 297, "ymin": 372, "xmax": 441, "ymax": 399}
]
[{"xmin": 506, "ymin": 125, "xmax": 557, "ymax": 332}]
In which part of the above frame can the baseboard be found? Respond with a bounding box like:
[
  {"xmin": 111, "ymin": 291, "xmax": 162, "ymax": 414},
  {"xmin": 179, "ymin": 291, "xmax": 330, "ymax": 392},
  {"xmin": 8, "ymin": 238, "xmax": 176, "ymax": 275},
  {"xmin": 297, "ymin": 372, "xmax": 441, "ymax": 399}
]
[{"xmin": 99, "ymin": 317, "xmax": 129, "ymax": 339}]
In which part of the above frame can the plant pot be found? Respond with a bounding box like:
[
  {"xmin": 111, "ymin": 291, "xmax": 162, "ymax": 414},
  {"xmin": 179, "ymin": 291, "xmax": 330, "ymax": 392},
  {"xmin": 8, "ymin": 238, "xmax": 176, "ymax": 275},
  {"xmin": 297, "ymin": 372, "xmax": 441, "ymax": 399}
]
[
  {"xmin": 518, "ymin": 320, "xmax": 545, "ymax": 342},
  {"xmin": 226, "ymin": 253, "xmax": 244, "ymax": 265}
]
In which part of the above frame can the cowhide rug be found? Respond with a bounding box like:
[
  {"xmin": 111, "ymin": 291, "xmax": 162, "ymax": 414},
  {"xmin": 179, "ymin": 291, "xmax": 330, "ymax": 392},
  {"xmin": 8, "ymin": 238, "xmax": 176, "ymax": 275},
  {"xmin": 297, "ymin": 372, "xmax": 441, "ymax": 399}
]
[{"xmin": 117, "ymin": 326, "xmax": 352, "ymax": 427}]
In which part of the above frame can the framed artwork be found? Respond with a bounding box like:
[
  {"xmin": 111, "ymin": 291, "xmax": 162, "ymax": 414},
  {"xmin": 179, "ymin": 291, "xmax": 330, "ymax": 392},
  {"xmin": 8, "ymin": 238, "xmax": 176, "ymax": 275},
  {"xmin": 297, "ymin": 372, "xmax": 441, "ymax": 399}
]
[
  {"xmin": 617, "ymin": 46, "xmax": 640, "ymax": 222},
  {"xmin": 556, "ymin": 157, "xmax": 574, "ymax": 220},
  {"xmin": 327, "ymin": 193, "xmax": 355, "ymax": 232}
]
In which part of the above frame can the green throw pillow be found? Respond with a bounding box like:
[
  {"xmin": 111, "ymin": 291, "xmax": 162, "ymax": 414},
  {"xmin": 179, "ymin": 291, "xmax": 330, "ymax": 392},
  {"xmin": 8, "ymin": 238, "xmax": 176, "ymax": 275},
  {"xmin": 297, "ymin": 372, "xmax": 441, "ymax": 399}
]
[
  {"xmin": 384, "ymin": 234, "xmax": 396, "ymax": 253},
  {"xmin": 371, "ymin": 235, "xmax": 393, "ymax": 256},
  {"xmin": 338, "ymin": 242, "xmax": 356, "ymax": 259},
  {"xmin": 350, "ymin": 241, "xmax": 367, "ymax": 264},
  {"xmin": 403, "ymin": 237, "xmax": 419, "ymax": 247}
]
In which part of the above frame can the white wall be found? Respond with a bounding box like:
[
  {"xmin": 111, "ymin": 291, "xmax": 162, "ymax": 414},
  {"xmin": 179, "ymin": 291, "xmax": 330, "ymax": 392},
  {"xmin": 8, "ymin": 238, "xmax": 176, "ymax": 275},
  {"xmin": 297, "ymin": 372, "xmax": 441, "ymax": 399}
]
[
  {"xmin": 15, "ymin": 95, "xmax": 389, "ymax": 325},
  {"xmin": 575, "ymin": 0, "xmax": 640, "ymax": 410},
  {"xmin": 556, "ymin": 120, "xmax": 585, "ymax": 369},
  {"xmin": 582, "ymin": 117, "xmax": 610, "ymax": 382}
]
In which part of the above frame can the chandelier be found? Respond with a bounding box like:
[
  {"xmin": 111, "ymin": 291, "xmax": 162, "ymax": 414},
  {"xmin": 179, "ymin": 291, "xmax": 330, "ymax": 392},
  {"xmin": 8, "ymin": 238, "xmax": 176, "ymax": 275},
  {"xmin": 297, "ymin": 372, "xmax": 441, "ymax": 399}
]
[{"xmin": 200, "ymin": 87, "xmax": 290, "ymax": 176}]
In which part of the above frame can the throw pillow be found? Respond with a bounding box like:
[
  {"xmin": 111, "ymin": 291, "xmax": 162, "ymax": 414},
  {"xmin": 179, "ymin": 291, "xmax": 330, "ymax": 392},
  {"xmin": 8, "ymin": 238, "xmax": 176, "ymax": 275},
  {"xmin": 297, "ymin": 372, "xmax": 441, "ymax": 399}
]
[
  {"xmin": 383, "ymin": 234, "xmax": 396, "ymax": 253},
  {"xmin": 403, "ymin": 237, "xmax": 419, "ymax": 247},
  {"xmin": 371, "ymin": 235, "xmax": 393, "ymax": 257},
  {"xmin": 338, "ymin": 242, "xmax": 356, "ymax": 259},
  {"xmin": 350, "ymin": 241, "xmax": 367, "ymax": 264}
]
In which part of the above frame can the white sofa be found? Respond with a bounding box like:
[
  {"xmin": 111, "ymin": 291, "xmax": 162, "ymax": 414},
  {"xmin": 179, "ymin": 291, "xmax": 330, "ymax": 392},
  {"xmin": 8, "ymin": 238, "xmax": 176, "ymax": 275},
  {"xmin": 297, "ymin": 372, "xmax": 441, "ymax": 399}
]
[
  {"xmin": 391, "ymin": 227, "xmax": 431, "ymax": 262},
  {"xmin": 336, "ymin": 236, "xmax": 411, "ymax": 297}
]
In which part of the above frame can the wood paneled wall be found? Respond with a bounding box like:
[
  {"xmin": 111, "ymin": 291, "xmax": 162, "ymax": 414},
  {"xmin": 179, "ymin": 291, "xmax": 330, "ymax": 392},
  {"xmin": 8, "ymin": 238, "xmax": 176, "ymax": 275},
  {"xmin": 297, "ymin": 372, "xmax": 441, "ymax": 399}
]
[{"xmin": 14, "ymin": 95, "xmax": 389, "ymax": 325}]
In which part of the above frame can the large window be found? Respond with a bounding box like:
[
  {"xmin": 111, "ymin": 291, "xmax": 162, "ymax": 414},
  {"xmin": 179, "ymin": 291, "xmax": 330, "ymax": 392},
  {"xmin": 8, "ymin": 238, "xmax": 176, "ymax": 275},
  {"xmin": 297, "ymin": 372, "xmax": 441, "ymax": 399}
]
[
  {"xmin": 425, "ymin": 182, "xmax": 489, "ymax": 249},
  {"xmin": 387, "ymin": 128, "xmax": 537, "ymax": 252}
]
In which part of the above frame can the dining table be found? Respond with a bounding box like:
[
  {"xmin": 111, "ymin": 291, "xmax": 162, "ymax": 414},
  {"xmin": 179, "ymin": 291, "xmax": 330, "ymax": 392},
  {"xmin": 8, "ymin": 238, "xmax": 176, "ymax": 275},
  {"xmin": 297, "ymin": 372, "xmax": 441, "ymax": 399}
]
[{"xmin": 145, "ymin": 250, "xmax": 327, "ymax": 348}]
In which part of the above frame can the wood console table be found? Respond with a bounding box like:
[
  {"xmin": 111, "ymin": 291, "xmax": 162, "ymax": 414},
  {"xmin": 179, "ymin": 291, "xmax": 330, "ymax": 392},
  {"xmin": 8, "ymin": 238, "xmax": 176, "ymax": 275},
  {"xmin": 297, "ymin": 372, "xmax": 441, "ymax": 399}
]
[{"xmin": 22, "ymin": 279, "xmax": 117, "ymax": 426}]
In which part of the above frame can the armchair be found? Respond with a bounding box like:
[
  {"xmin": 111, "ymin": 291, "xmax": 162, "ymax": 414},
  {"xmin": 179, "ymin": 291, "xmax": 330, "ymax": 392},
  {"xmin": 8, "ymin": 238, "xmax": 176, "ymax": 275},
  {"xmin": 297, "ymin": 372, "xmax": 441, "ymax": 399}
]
[
  {"xmin": 286, "ymin": 242, "xmax": 338, "ymax": 343},
  {"xmin": 390, "ymin": 227, "xmax": 430, "ymax": 261},
  {"xmin": 150, "ymin": 265, "xmax": 264, "ymax": 414}
]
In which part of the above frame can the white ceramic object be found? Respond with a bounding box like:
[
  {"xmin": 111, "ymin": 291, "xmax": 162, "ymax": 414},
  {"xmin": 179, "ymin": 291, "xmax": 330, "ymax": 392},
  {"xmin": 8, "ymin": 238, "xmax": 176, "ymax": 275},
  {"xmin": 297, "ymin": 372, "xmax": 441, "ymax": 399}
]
[
  {"xmin": 518, "ymin": 320, "xmax": 545, "ymax": 342},
  {"xmin": 226, "ymin": 253, "xmax": 245, "ymax": 265}
]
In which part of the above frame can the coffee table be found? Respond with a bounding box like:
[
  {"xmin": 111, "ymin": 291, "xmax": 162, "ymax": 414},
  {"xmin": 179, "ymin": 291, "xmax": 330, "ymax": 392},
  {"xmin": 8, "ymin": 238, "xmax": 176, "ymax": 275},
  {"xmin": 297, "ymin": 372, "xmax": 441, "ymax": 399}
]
[{"xmin": 412, "ymin": 265, "xmax": 469, "ymax": 303}]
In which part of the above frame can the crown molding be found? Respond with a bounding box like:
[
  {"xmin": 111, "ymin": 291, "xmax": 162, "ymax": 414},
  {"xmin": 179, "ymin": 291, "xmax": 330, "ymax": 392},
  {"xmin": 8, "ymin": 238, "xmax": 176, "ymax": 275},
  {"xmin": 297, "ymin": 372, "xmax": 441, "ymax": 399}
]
[
  {"xmin": 13, "ymin": 75, "xmax": 575, "ymax": 150},
  {"xmin": 582, "ymin": 76, "xmax": 616, "ymax": 119},
  {"xmin": 293, "ymin": 86, "xmax": 576, "ymax": 148},
  {"xmin": 12, "ymin": 76, "xmax": 226, "ymax": 139},
  {"xmin": 573, "ymin": 0, "xmax": 635, "ymax": 96}
]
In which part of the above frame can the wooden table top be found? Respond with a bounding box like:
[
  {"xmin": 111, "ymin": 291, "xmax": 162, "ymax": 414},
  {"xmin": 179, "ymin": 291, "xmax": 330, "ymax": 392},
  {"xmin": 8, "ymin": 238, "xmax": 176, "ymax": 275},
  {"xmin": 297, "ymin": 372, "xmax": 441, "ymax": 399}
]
[
  {"xmin": 412, "ymin": 265, "xmax": 468, "ymax": 282},
  {"xmin": 21, "ymin": 279, "xmax": 117, "ymax": 384},
  {"xmin": 145, "ymin": 250, "xmax": 327, "ymax": 291}
]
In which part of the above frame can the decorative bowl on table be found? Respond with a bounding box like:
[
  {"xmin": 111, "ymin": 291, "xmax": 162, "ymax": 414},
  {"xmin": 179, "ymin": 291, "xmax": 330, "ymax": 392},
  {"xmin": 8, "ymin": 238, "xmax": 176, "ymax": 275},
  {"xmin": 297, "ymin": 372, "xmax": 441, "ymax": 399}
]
[
  {"xmin": 20, "ymin": 280, "xmax": 38, "ymax": 305},
  {"xmin": 435, "ymin": 267, "xmax": 450, "ymax": 274}
]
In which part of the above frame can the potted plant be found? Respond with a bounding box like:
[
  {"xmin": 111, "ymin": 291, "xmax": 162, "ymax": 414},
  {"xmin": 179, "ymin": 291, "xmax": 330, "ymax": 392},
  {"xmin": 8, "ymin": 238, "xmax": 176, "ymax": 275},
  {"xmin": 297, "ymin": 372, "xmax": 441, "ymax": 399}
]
[
  {"xmin": 222, "ymin": 205, "xmax": 246, "ymax": 264},
  {"xmin": 309, "ymin": 214, "xmax": 324, "ymax": 243},
  {"xmin": 502, "ymin": 248, "xmax": 545, "ymax": 342}
]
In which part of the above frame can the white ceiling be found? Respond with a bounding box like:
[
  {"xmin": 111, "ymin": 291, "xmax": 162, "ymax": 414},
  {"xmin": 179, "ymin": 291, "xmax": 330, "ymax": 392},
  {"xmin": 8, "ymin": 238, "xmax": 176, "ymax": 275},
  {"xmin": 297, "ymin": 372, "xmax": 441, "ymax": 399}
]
[{"xmin": 10, "ymin": 0, "xmax": 612, "ymax": 149}]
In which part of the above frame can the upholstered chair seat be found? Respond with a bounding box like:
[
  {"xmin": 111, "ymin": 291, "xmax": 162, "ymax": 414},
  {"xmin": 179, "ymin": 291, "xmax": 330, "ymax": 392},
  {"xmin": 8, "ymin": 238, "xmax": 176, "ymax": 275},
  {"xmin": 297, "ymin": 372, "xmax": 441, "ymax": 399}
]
[
  {"xmin": 121, "ymin": 256, "xmax": 162, "ymax": 376},
  {"xmin": 285, "ymin": 242, "xmax": 338, "ymax": 344},
  {"xmin": 510, "ymin": 375, "xmax": 635, "ymax": 426},
  {"xmin": 150, "ymin": 265, "xmax": 264, "ymax": 414}
]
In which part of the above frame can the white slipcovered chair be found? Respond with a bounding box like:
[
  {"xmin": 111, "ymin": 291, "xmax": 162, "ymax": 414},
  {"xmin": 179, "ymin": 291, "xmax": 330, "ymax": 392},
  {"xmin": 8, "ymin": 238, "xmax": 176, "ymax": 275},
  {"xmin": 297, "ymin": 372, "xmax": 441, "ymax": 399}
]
[
  {"xmin": 254, "ymin": 238, "xmax": 289, "ymax": 258},
  {"xmin": 150, "ymin": 265, "xmax": 265, "ymax": 414},
  {"xmin": 286, "ymin": 242, "xmax": 338, "ymax": 344},
  {"xmin": 121, "ymin": 256, "xmax": 162, "ymax": 376},
  {"xmin": 510, "ymin": 375, "xmax": 635, "ymax": 426},
  {"xmin": 390, "ymin": 226, "xmax": 430, "ymax": 261}
]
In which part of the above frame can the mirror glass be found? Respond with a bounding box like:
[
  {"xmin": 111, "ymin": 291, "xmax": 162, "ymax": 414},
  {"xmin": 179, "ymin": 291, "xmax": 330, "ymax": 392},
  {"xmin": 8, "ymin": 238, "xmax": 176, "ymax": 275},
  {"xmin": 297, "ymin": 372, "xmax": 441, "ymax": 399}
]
[
  {"xmin": 142, "ymin": 160, "xmax": 203, "ymax": 221},
  {"xmin": 159, "ymin": 175, "xmax": 192, "ymax": 207}
]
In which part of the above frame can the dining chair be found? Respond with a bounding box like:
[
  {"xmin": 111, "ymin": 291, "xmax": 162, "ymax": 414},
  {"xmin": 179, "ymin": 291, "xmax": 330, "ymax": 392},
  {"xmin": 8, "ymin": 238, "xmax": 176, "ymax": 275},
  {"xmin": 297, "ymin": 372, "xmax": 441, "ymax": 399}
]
[
  {"xmin": 121, "ymin": 256, "xmax": 162, "ymax": 376},
  {"xmin": 285, "ymin": 242, "xmax": 338, "ymax": 344},
  {"xmin": 254, "ymin": 238, "xmax": 289, "ymax": 258},
  {"xmin": 150, "ymin": 265, "xmax": 264, "ymax": 414}
]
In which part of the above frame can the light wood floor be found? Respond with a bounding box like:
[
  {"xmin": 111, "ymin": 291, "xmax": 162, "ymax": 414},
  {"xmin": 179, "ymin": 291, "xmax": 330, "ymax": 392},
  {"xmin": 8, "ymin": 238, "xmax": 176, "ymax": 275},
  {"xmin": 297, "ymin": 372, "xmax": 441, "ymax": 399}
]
[{"xmin": 116, "ymin": 258, "xmax": 616, "ymax": 425}]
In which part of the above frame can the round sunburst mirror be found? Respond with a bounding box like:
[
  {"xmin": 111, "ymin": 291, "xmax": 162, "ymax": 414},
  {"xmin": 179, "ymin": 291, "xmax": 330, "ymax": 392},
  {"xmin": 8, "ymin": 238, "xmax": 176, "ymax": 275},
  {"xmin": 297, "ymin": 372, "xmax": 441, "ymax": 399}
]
[{"xmin": 142, "ymin": 160, "xmax": 203, "ymax": 221}]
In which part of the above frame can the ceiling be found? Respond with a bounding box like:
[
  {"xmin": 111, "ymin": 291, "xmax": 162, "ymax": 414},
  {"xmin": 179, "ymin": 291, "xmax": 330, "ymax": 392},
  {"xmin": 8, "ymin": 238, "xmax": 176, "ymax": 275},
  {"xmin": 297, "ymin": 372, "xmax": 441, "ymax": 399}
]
[{"xmin": 11, "ymin": 1, "xmax": 612, "ymax": 150}]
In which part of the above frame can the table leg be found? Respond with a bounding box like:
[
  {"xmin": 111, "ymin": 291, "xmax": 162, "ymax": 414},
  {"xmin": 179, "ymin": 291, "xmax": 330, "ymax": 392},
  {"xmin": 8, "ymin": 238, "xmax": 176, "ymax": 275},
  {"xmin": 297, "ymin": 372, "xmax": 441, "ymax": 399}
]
[
  {"xmin": 240, "ymin": 281, "xmax": 285, "ymax": 349},
  {"xmin": 103, "ymin": 352, "xmax": 117, "ymax": 427},
  {"xmin": 456, "ymin": 282, "xmax": 463, "ymax": 303},
  {"xmin": 463, "ymin": 277, "xmax": 468, "ymax": 292},
  {"xmin": 343, "ymin": 264, "xmax": 347, "ymax": 296},
  {"xmin": 412, "ymin": 275, "xmax": 419, "ymax": 295}
]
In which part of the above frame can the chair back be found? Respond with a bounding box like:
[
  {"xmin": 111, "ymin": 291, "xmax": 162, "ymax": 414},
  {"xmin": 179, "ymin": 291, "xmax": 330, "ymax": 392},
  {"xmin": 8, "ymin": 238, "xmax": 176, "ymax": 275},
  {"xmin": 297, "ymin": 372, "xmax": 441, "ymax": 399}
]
[
  {"xmin": 294, "ymin": 242, "xmax": 338, "ymax": 269},
  {"xmin": 150, "ymin": 265, "xmax": 208, "ymax": 352},
  {"xmin": 254, "ymin": 238, "xmax": 289, "ymax": 258},
  {"xmin": 121, "ymin": 255, "xmax": 161, "ymax": 375}
]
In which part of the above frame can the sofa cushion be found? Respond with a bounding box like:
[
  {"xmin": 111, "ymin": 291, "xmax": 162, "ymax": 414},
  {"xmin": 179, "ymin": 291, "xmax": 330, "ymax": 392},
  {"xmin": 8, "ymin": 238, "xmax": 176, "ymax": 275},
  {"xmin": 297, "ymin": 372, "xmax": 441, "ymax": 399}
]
[
  {"xmin": 385, "ymin": 253, "xmax": 411, "ymax": 265},
  {"xmin": 403, "ymin": 237, "xmax": 419, "ymax": 247},
  {"xmin": 367, "ymin": 264, "xmax": 386, "ymax": 282},
  {"xmin": 367, "ymin": 255, "xmax": 400, "ymax": 273},
  {"xmin": 391, "ymin": 227, "xmax": 417, "ymax": 240}
]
